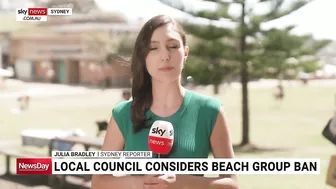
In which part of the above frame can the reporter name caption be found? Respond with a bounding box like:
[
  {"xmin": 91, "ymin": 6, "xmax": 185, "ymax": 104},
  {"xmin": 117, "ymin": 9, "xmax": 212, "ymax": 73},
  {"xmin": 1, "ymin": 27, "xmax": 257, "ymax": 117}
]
[
  {"xmin": 16, "ymin": 151, "xmax": 320, "ymax": 175},
  {"xmin": 52, "ymin": 151, "xmax": 152, "ymax": 158}
]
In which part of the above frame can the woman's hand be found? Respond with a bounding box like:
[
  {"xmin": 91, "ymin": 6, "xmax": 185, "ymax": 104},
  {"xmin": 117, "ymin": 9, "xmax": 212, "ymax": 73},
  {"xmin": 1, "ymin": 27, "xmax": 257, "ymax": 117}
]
[{"xmin": 143, "ymin": 174, "xmax": 176, "ymax": 189}]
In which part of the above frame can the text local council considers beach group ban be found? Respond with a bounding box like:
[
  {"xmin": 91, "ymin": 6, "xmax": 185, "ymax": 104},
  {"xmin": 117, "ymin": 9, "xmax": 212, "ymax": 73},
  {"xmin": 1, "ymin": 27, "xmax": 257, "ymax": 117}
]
[{"xmin": 54, "ymin": 160, "xmax": 318, "ymax": 173}]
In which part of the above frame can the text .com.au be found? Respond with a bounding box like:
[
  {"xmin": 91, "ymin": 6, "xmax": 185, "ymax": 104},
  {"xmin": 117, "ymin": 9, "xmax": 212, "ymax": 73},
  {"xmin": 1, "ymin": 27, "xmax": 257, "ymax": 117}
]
[{"xmin": 22, "ymin": 16, "xmax": 43, "ymax": 20}]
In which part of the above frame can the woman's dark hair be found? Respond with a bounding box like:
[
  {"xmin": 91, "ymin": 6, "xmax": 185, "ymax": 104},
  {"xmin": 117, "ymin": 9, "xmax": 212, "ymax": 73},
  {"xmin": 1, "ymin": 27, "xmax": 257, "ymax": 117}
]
[{"xmin": 131, "ymin": 15, "xmax": 187, "ymax": 133}]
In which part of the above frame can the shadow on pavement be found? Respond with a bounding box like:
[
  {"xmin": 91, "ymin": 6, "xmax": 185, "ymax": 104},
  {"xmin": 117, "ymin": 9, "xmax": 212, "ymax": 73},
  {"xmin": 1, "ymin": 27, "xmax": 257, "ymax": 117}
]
[
  {"xmin": 0, "ymin": 174, "xmax": 91, "ymax": 189},
  {"xmin": 233, "ymin": 143, "xmax": 294, "ymax": 154}
]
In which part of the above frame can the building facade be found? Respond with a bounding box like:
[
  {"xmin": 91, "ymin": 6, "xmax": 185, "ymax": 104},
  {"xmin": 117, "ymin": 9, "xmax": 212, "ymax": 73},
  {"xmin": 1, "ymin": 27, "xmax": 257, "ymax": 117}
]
[{"xmin": 9, "ymin": 14, "xmax": 140, "ymax": 88}]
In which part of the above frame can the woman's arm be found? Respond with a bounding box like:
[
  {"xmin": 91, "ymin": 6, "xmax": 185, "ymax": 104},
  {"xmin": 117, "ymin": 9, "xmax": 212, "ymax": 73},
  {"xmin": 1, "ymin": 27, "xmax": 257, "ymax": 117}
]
[
  {"xmin": 168, "ymin": 107, "xmax": 239, "ymax": 189},
  {"xmin": 91, "ymin": 116, "xmax": 144, "ymax": 189}
]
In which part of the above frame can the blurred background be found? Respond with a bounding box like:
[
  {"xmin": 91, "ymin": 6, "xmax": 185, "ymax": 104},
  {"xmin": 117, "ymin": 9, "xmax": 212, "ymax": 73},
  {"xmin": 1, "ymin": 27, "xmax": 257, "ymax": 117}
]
[{"xmin": 0, "ymin": 0, "xmax": 336, "ymax": 188}]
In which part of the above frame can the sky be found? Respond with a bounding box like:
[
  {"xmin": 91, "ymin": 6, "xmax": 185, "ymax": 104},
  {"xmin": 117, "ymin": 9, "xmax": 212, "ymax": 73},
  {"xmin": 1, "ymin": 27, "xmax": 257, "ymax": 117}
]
[{"xmin": 95, "ymin": 0, "xmax": 336, "ymax": 40}]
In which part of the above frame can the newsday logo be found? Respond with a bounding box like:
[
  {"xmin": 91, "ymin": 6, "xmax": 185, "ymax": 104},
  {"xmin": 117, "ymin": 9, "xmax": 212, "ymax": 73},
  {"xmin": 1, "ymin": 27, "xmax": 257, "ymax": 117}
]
[
  {"xmin": 16, "ymin": 158, "xmax": 52, "ymax": 174},
  {"xmin": 19, "ymin": 162, "xmax": 49, "ymax": 170},
  {"xmin": 16, "ymin": 8, "xmax": 72, "ymax": 22}
]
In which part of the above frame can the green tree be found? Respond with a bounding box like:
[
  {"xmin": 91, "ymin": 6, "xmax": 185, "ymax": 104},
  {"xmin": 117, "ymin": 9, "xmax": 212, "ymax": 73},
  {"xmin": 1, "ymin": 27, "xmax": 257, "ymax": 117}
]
[
  {"xmin": 251, "ymin": 26, "xmax": 330, "ymax": 83},
  {"xmin": 116, "ymin": 35, "xmax": 136, "ymax": 60},
  {"xmin": 84, "ymin": 32, "xmax": 134, "ymax": 89},
  {"xmin": 83, "ymin": 31, "xmax": 118, "ymax": 89},
  {"xmin": 183, "ymin": 55, "xmax": 237, "ymax": 93},
  {"xmin": 181, "ymin": 25, "xmax": 238, "ymax": 94},
  {"xmin": 158, "ymin": 0, "xmax": 314, "ymax": 146}
]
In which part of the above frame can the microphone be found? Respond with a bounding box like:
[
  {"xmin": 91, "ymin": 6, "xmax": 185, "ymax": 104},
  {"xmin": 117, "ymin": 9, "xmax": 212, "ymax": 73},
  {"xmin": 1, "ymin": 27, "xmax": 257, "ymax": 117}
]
[{"xmin": 148, "ymin": 120, "xmax": 174, "ymax": 158}]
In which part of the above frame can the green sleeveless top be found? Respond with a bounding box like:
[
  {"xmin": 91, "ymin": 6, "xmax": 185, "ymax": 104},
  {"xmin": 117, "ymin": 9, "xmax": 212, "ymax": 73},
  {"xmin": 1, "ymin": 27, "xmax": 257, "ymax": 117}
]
[{"xmin": 112, "ymin": 89, "xmax": 221, "ymax": 158}]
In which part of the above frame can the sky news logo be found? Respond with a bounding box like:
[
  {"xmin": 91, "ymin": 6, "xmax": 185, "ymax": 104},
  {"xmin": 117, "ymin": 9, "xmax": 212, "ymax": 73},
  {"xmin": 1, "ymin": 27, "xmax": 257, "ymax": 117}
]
[
  {"xmin": 16, "ymin": 158, "xmax": 52, "ymax": 175},
  {"xmin": 16, "ymin": 8, "xmax": 72, "ymax": 22},
  {"xmin": 17, "ymin": 8, "xmax": 48, "ymax": 16}
]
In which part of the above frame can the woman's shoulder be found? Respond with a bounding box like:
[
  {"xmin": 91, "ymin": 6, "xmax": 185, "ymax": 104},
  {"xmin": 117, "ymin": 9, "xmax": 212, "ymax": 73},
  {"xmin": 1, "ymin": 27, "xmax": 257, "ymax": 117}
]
[
  {"xmin": 111, "ymin": 100, "xmax": 133, "ymax": 139},
  {"xmin": 188, "ymin": 90, "xmax": 222, "ymax": 110},
  {"xmin": 187, "ymin": 90, "xmax": 222, "ymax": 136},
  {"xmin": 112, "ymin": 100, "xmax": 133, "ymax": 116}
]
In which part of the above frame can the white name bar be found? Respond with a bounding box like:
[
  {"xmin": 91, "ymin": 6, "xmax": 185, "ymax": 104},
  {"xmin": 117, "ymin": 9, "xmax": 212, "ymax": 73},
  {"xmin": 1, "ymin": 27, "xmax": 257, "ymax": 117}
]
[
  {"xmin": 51, "ymin": 158, "xmax": 321, "ymax": 175},
  {"xmin": 48, "ymin": 8, "xmax": 72, "ymax": 16}
]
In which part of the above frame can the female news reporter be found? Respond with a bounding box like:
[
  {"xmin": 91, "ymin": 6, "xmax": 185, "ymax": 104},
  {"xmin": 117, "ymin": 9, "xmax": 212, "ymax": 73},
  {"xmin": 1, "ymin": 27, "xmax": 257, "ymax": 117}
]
[{"xmin": 91, "ymin": 15, "xmax": 238, "ymax": 189}]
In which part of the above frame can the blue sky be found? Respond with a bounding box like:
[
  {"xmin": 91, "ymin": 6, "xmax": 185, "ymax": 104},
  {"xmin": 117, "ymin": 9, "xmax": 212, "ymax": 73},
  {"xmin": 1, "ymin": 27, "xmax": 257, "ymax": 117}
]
[{"xmin": 95, "ymin": 0, "xmax": 336, "ymax": 40}]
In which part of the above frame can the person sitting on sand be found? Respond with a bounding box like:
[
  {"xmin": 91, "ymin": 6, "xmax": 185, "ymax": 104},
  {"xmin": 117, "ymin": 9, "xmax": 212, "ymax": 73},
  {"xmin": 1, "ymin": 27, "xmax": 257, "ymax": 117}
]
[
  {"xmin": 274, "ymin": 85, "xmax": 284, "ymax": 101},
  {"xmin": 17, "ymin": 95, "xmax": 30, "ymax": 111}
]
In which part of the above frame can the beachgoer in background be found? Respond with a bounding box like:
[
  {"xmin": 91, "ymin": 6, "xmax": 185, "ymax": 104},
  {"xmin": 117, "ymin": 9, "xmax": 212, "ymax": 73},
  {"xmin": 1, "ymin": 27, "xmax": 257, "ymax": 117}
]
[
  {"xmin": 18, "ymin": 95, "xmax": 30, "ymax": 111},
  {"xmin": 121, "ymin": 90, "xmax": 132, "ymax": 101},
  {"xmin": 185, "ymin": 76, "xmax": 195, "ymax": 90},
  {"xmin": 274, "ymin": 85, "xmax": 284, "ymax": 101}
]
